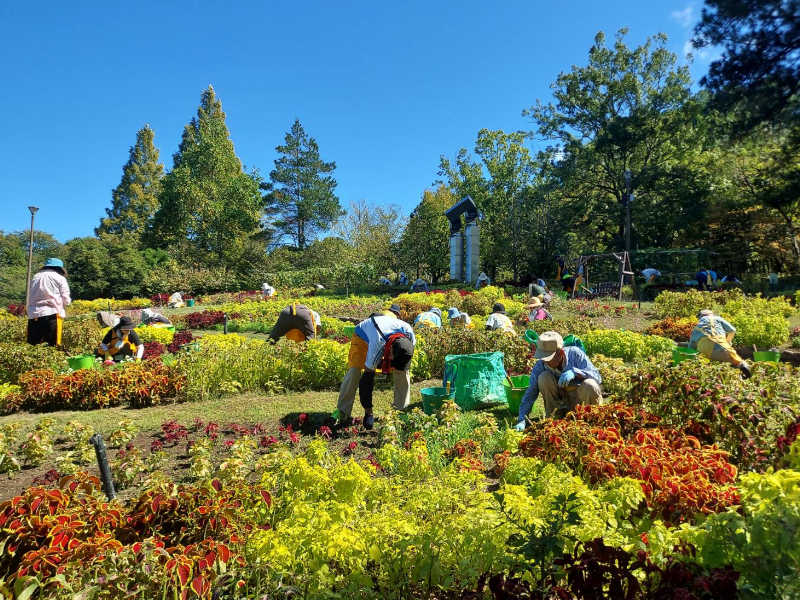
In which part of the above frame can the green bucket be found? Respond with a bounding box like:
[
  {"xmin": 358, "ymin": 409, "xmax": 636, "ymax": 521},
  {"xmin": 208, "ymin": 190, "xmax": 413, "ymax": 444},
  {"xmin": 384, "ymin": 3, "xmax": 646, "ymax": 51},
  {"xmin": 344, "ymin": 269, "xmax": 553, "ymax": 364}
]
[
  {"xmin": 502, "ymin": 375, "xmax": 530, "ymax": 416},
  {"xmin": 420, "ymin": 387, "xmax": 455, "ymax": 415},
  {"xmin": 67, "ymin": 354, "xmax": 96, "ymax": 370},
  {"xmin": 672, "ymin": 346, "xmax": 699, "ymax": 364},
  {"xmin": 342, "ymin": 325, "xmax": 355, "ymax": 337},
  {"xmin": 523, "ymin": 329, "xmax": 539, "ymax": 345},
  {"xmin": 753, "ymin": 350, "xmax": 781, "ymax": 363},
  {"xmin": 186, "ymin": 299, "xmax": 195, "ymax": 307}
]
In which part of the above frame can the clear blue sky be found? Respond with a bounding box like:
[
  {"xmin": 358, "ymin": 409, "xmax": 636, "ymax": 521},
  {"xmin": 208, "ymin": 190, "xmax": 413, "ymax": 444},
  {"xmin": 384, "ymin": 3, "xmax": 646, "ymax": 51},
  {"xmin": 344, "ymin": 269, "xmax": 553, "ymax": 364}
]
[{"xmin": 0, "ymin": 0, "xmax": 713, "ymax": 242}]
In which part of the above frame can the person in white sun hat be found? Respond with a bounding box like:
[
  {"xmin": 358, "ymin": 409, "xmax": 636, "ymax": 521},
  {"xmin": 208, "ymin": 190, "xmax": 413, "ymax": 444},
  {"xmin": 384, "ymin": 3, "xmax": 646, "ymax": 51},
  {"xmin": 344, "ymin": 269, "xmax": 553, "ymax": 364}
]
[{"xmin": 515, "ymin": 331, "xmax": 602, "ymax": 430}]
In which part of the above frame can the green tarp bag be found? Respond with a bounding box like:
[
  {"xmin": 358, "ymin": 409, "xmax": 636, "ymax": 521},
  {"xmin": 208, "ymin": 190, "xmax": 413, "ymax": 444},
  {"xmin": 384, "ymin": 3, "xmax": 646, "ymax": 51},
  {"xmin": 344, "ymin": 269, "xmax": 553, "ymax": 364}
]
[{"xmin": 442, "ymin": 351, "xmax": 508, "ymax": 410}]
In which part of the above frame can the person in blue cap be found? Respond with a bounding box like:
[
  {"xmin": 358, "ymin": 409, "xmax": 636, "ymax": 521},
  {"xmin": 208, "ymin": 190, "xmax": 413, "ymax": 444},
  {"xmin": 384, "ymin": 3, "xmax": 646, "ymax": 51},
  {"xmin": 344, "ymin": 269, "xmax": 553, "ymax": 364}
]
[
  {"xmin": 26, "ymin": 258, "xmax": 71, "ymax": 346},
  {"xmin": 447, "ymin": 306, "xmax": 473, "ymax": 328}
]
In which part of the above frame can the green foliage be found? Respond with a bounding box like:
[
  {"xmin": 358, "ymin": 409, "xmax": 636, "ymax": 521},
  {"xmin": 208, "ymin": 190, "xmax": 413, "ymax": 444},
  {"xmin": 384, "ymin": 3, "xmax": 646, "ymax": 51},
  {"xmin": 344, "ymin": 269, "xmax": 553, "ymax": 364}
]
[
  {"xmin": 582, "ymin": 329, "xmax": 675, "ymax": 362},
  {"xmin": 0, "ymin": 315, "xmax": 26, "ymax": 344},
  {"xmin": 96, "ymin": 124, "xmax": 164, "ymax": 238},
  {"xmin": 628, "ymin": 359, "xmax": 800, "ymax": 469},
  {"xmin": 60, "ymin": 318, "xmax": 104, "ymax": 354},
  {"xmin": 250, "ymin": 448, "xmax": 510, "ymax": 598},
  {"xmin": 679, "ymin": 469, "xmax": 800, "ymax": 599},
  {"xmin": 0, "ymin": 342, "xmax": 67, "ymax": 384},
  {"xmin": 654, "ymin": 289, "xmax": 791, "ymax": 347},
  {"xmin": 64, "ymin": 237, "xmax": 112, "ymax": 299},
  {"xmin": 399, "ymin": 186, "xmax": 452, "ymax": 283},
  {"xmin": 265, "ymin": 118, "xmax": 343, "ymax": 249},
  {"xmin": 438, "ymin": 130, "xmax": 538, "ymax": 279},
  {"xmin": 147, "ymin": 85, "xmax": 264, "ymax": 267},
  {"xmin": 524, "ymin": 29, "xmax": 705, "ymax": 253},
  {"xmin": 416, "ymin": 327, "xmax": 530, "ymax": 378}
]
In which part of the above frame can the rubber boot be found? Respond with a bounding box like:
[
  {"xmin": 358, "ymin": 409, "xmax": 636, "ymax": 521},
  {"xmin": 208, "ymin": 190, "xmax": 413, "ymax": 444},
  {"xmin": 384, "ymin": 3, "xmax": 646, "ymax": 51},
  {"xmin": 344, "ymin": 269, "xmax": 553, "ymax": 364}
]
[{"xmin": 739, "ymin": 362, "xmax": 751, "ymax": 379}]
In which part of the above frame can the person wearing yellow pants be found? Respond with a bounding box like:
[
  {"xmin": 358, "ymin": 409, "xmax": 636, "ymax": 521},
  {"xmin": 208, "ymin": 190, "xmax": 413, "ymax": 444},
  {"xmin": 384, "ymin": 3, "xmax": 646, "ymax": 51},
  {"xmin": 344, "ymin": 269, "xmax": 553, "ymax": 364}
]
[
  {"xmin": 336, "ymin": 304, "xmax": 414, "ymax": 430},
  {"xmin": 689, "ymin": 309, "xmax": 751, "ymax": 378},
  {"xmin": 26, "ymin": 258, "xmax": 71, "ymax": 347}
]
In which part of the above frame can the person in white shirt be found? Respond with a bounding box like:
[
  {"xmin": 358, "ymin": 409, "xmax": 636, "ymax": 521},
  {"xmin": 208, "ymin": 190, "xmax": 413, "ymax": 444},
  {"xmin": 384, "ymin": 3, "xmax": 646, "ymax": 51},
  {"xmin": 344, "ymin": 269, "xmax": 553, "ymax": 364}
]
[
  {"xmin": 26, "ymin": 258, "xmax": 71, "ymax": 347},
  {"xmin": 336, "ymin": 305, "xmax": 416, "ymax": 430},
  {"xmin": 485, "ymin": 303, "xmax": 515, "ymax": 333},
  {"xmin": 261, "ymin": 282, "xmax": 276, "ymax": 298}
]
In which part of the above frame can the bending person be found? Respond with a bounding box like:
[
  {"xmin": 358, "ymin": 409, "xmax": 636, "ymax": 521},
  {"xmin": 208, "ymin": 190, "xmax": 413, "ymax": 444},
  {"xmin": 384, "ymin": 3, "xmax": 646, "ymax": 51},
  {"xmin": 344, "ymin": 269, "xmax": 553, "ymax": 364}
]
[
  {"xmin": 336, "ymin": 304, "xmax": 415, "ymax": 430},
  {"xmin": 515, "ymin": 331, "xmax": 602, "ymax": 428},
  {"xmin": 269, "ymin": 303, "xmax": 320, "ymax": 342},
  {"xmin": 689, "ymin": 309, "xmax": 750, "ymax": 378}
]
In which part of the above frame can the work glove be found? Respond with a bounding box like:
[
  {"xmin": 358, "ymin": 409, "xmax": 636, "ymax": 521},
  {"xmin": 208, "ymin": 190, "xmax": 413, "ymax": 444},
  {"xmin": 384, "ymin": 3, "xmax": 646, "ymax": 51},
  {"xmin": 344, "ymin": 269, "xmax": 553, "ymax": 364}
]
[
  {"xmin": 114, "ymin": 339, "xmax": 125, "ymax": 350},
  {"xmin": 514, "ymin": 420, "xmax": 526, "ymax": 432},
  {"xmin": 558, "ymin": 369, "xmax": 576, "ymax": 388}
]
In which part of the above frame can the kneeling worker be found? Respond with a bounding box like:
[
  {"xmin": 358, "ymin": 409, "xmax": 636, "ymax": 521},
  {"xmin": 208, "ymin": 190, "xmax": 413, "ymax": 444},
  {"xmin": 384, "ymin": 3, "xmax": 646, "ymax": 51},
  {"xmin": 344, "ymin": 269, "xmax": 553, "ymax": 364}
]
[
  {"xmin": 336, "ymin": 304, "xmax": 415, "ymax": 430},
  {"xmin": 515, "ymin": 331, "xmax": 602, "ymax": 429},
  {"xmin": 414, "ymin": 306, "xmax": 442, "ymax": 329},
  {"xmin": 485, "ymin": 303, "xmax": 515, "ymax": 333},
  {"xmin": 97, "ymin": 316, "xmax": 143, "ymax": 363},
  {"xmin": 689, "ymin": 309, "xmax": 750, "ymax": 378},
  {"xmin": 269, "ymin": 303, "xmax": 321, "ymax": 342}
]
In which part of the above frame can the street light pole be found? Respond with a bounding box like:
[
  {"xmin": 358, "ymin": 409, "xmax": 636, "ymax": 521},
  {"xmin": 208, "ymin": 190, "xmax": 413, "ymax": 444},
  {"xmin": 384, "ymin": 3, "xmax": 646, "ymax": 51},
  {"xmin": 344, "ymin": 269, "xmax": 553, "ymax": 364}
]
[{"xmin": 24, "ymin": 206, "xmax": 39, "ymax": 313}]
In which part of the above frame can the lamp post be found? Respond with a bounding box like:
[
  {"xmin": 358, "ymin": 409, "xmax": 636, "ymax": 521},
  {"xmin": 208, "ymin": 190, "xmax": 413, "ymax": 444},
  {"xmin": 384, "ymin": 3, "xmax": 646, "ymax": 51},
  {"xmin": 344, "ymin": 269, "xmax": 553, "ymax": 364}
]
[
  {"xmin": 24, "ymin": 206, "xmax": 39, "ymax": 313},
  {"xmin": 623, "ymin": 171, "xmax": 633, "ymax": 256}
]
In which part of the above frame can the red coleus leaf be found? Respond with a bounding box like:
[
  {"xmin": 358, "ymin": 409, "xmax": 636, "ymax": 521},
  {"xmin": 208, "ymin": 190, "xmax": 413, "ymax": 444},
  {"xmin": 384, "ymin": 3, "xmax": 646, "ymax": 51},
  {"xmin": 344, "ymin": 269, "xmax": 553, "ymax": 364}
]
[
  {"xmin": 259, "ymin": 490, "xmax": 272, "ymax": 506},
  {"xmin": 176, "ymin": 563, "xmax": 191, "ymax": 587},
  {"xmin": 191, "ymin": 575, "xmax": 210, "ymax": 597}
]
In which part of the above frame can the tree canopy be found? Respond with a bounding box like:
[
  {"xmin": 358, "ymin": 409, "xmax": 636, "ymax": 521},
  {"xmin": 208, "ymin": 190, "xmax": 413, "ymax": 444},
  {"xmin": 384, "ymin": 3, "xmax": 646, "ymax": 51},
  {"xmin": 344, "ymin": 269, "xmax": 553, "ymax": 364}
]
[
  {"xmin": 97, "ymin": 125, "xmax": 164, "ymax": 239},
  {"xmin": 265, "ymin": 119, "xmax": 343, "ymax": 250},
  {"xmin": 147, "ymin": 86, "xmax": 264, "ymax": 268}
]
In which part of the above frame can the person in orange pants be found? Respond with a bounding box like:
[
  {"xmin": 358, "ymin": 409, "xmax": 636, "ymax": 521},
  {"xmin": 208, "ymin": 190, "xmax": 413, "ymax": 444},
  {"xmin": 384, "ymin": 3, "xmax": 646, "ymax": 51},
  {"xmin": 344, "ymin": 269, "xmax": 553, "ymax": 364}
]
[
  {"xmin": 269, "ymin": 303, "xmax": 320, "ymax": 342},
  {"xmin": 336, "ymin": 304, "xmax": 414, "ymax": 430}
]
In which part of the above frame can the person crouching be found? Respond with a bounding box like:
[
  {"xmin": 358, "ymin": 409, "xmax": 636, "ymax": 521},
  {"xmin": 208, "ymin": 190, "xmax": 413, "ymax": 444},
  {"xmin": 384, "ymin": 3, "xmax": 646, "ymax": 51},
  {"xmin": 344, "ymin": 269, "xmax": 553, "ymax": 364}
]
[
  {"xmin": 97, "ymin": 316, "xmax": 143, "ymax": 363},
  {"xmin": 515, "ymin": 331, "xmax": 602, "ymax": 428}
]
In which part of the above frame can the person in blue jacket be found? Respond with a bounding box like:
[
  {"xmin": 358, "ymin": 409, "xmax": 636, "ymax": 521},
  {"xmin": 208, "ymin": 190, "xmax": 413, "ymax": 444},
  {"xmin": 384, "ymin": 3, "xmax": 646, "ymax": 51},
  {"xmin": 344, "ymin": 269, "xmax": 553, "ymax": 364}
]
[
  {"xmin": 414, "ymin": 307, "xmax": 442, "ymax": 329},
  {"xmin": 515, "ymin": 331, "xmax": 602, "ymax": 429}
]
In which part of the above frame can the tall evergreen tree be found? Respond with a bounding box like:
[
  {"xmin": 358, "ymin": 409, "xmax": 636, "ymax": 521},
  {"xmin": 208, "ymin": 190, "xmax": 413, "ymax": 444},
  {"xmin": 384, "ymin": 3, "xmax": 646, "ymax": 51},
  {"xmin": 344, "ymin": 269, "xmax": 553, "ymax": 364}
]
[
  {"xmin": 147, "ymin": 85, "xmax": 264, "ymax": 267},
  {"xmin": 97, "ymin": 125, "xmax": 164, "ymax": 238},
  {"xmin": 265, "ymin": 119, "xmax": 343, "ymax": 249}
]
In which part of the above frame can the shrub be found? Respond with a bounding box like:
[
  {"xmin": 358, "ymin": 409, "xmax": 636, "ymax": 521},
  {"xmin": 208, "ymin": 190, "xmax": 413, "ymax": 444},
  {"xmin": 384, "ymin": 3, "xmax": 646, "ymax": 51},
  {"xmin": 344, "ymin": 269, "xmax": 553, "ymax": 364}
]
[
  {"xmin": 0, "ymin": 341, "xmax": 67, "ymax": 384},
  {"xmin": 67, "ymin": 297, "xmax": 152, "ymax": 316},
  {"xmin": 61, "ymin": 318, "xmax": 104, "ymax": 354},
  {"xmin": 582, "ymin": 329, "xmax": 675, "ymax": 362},
  {"xmin": 679, "ymin": 469, "xmax": 800, "ymax": 599},
  {"xmin": 0, "ymin": 314, "xmax": 25, "ymax": 343},
  {"xmin": 653, "ymin": 289, "xmax": 791, "ymax": 347},
  {"xmin": 645, "ymin": 317, "xmax": 695, "ymax": 341},
  {"xmin": 628, "ymin": 360, "xmax": 800, "ymax": 470},
  {"xmin": 135, "ymin": 325, "xmax": 175, "ymax": 344},
  {"xmin": 519, "ymin": 406, "xmax": 739, "ymax": 521},
  {"xmin": 12, "ymin": 361, "xmax": 186, "ymax": 412},
  {"xmin": 416, "ymin": 327, "xmax": 530, "ymax": 377}
]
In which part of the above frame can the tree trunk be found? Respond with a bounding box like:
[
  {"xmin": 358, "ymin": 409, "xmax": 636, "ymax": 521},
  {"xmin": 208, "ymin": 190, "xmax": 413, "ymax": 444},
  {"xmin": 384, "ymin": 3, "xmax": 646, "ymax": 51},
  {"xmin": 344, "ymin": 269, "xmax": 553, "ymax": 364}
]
[{"xmin": 776, "ymin": 206, "xmax": 800, "ymax": 272}]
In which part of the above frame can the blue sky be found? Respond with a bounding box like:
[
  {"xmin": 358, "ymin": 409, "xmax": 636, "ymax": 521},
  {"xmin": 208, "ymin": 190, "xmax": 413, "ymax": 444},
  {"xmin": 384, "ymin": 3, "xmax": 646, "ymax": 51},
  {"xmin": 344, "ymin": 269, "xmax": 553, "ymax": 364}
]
[{"xmin": 0, "ymin": 1, "xmax": 713, "ymax": 242}]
